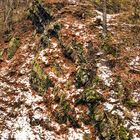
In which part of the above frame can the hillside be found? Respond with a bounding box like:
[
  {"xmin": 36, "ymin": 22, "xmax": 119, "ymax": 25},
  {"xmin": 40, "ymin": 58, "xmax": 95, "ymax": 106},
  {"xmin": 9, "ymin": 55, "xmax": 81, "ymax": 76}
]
[{"xmin": 0, "ymin": 0, "xmax": 140, "ymax": 139}]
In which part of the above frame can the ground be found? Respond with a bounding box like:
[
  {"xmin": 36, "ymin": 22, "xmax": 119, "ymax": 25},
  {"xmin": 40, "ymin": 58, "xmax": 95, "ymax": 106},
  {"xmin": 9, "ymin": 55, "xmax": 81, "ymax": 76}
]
[{"xmin": 0, "ymin": 0, "xmax": 140, "ymax": 140}]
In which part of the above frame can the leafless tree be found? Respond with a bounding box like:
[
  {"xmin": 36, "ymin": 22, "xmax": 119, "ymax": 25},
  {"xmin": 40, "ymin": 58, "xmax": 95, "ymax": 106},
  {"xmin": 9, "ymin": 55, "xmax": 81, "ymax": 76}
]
[
  {"xmin": 132, "ymin": 0, "xmax": 140, "ymax": 19},
  {"xmin": 4, "ymin": 0, "xmax": 14, "ymax": 32},
  {"xmin": 103, "ymin": 0, "xmax": 107, "ymax": 38}
]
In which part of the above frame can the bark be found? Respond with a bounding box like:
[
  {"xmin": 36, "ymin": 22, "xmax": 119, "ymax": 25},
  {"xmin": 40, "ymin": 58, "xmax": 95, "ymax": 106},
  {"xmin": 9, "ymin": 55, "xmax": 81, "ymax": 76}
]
[
  {"xmin": 103, "ymin": 0, "xmax": 107, "ymax": 38},
  {"xmin": 4, "ymin": 0, "xmax": 14, "ymax": 32}
]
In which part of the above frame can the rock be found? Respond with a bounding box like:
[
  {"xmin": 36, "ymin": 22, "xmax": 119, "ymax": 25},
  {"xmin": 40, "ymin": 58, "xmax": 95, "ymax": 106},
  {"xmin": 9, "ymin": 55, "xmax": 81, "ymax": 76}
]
[
  {"xmin": 47, "ymin": 22, "xmax": 61, "ymax": 38},
  {"xmin": 62, "ymin": 42, "xmax": 86, "ymax": 64},
  {"xmin": 40, "ymin": 34, "xmax": 49, "ymax": 48},
  {"xmin": 75, "ymin": 68, "xmax": 90, "ymax": 88},
  {"xmin": 84, "ymin": 87, "xmax": 103, "ymax": 104},
  {"xmin": 30, "ymin": 60, "xmax": 53, "ymax": 95},
  {"xmin": 7, "ymin": 37, "xmax": 20, "ymax": 59},
  {"xmin": 28, "ymin": 0, "xmax": 53, "ymax": 33}
]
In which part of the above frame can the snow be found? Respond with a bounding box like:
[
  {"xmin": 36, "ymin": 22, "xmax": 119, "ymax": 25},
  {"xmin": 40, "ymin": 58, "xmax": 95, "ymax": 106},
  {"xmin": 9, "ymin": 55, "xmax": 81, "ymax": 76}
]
[
  {"xmin": 68, "ymin": 128, "xmax": 84, "ymax": 140},
  {"xmin": 97, "ymin": 61, "xmax": 113, "ymax": 87}
]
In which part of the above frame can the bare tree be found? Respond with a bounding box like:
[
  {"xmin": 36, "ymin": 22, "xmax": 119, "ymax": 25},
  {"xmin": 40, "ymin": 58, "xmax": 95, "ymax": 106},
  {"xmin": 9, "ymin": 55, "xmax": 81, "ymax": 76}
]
[
  {"xmin": 4, "ymin": 0, "xmax": 14, "ymax": 32},
  {"xmin": 132, "ymin": 0, "xmax": 140, "ymax": 19},
  {"xmin": 103, "ymin": 0, "xmax": 107, "ymax": 38}
]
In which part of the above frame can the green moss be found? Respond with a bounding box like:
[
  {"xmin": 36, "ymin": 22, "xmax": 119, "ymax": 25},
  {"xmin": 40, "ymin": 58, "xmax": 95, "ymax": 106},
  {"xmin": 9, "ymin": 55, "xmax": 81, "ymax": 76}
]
[
  {"xmin": 100, "ymin": 42, "xmax": 117, "ymax": 57},
  {"xmin": 30, "ymin": 60, "xmax": 53, "ymax": 95},
  {"xmin": 7, "ymin": 37, "xmax": 20, "ymax": 59},
  {"xmin": 75, "ymin": 86, "xmax": 103, "ymax": 106},
  {"xmin": 92, "ymin": 76, "xmax": 100, "ymax": 85},
  {"xmin": 54, "ymin": 94, "xmax": 80, "ymax": 128},
  {"xmin": 119, "ymin": 125, "xmax": 130, "ymax": 140},
  {"xmin": 124, "ymin": 98, "xmax": 137, "ymax": 108},
  {"xmin": 84, "ymin": 87, "xmax": 103, "ymax": 103},
  {"xmin": 62, "ymin": 42, "xmax": 86, "ymax": 64},
  {"xmin": 75, "ymin": 68, "xmax": 90, "ymax": 88}
]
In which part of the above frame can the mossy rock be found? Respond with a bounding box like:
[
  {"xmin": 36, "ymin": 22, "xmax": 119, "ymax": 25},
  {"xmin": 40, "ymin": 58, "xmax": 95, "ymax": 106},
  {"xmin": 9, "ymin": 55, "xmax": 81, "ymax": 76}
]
[
  {"xmin": 47, "ymin": 22, "xmax": 61, "ymax": 38},
  {"xmin": 62, "ymin": 42, "xmax": 86, "ymax": 64},
  {"xmin": 54, "ymin": 95, "xmax": 80, "ymax": 128},
  {"xmin": 93, "ymin": 106, "xmax": 104, "ymax": 122},
  {"xmin": 40, "ymin": 34, "xmax": 49, "ymax": 48},
  {"xmin": 75, "ymin": 68, "xmax": 91, "ymax": 88},
  {"xmin": 100, "ymin": 43, "xmax": 117, "ymax": 57},
  {"xmin": 30, "ymin": 60, "xmax": 53, "ymax": 95},
  {"xmin": 28, "ymin": 0, "xmax": 53, "ymax": 33},
  {"xmin": 7, "ymin": 37, "xmax": 20, "ymax": 59},
  {"xmin": 95, "ymin": 113, "xmax": 131, "ymax": 140},
  {"xmin": 54, "ymin": 109, "xmax": 67, "ymax": 124},
  {"xmin": 75, "ymin": 87, "xmax": 103, "ymax": 106},
  {"xmin": 84, "ymin": 87, "xmax": 103, "ymax": 103}
]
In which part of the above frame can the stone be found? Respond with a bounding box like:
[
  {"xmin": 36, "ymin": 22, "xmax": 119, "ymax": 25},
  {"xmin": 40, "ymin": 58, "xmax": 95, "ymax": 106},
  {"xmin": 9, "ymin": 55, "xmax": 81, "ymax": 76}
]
[{"xmin": 7, "ymin": 37, "xmax": 20, "ymax": 59}]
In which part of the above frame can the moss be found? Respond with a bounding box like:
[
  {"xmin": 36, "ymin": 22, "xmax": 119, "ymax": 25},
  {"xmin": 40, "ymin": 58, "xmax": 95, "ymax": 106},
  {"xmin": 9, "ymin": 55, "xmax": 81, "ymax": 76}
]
[
  {"xmin": 73, "ymin": 43, "xmax": 86, "ymax": 63},
  {"xmin": 28, "ymin": 0, "xmax": 53, "ymax": 33},
  {"xmin": 40, "ymin": 34, "xmax": 49, "ymax": 48},
  {"xmin": 54, "ymin": 94, "xmax": 80, "ymax": 128},
  {"xmin": 30, "ymin": 60, "xmax": 53, "ymax": 95},
  {"xmin": 84, "ymin": 87, "xmax": 103, "ymax": 103},
  {"xmin": 62, "ymin": 42, "xmax": 86, "ymax": 64},
  {"xmin": 75, "ymin": 68, "xmax": 90, "ymax": 88},
  {"xmin": 100, "ymin": 42, "xmax": 117, "ymax": 57},
  {"xmin": 92, "ymin": 76, "xmax": 100, "ymax": 85},
  {"xmin": 54, "ymin": 110, "xmax": 67, "ymax": 124},
  {"xmin": 119, "ymin": 125, "xmax": 130, "ymax": 140},
  {"xmin": 123, "ymin": 98, "xmax": 137, "ymax": 109},
  {"xmin": 7, "ymin": 37, "xmax": 20, "ymax": 59},
  {"xmin": 75, "ymin": 86, "xmax": 103, "ymax": 107}
]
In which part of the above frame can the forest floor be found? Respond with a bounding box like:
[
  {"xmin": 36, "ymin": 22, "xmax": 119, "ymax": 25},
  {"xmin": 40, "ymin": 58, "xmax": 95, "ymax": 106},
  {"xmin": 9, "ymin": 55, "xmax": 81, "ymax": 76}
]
[{"xmin": 0, "ymin": 0, "xmax": 140, "ymax": 140}]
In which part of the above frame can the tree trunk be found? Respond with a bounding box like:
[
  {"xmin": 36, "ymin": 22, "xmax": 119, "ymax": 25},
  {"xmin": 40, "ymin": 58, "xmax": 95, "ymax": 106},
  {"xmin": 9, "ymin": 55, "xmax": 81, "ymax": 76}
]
[
  {"xmin": 103, "ymin": 0, "xmax": 107, "ymax": 38},
  {"xmin": 5, "ymin": 0, "xmax": 14, "ymax": 32}
]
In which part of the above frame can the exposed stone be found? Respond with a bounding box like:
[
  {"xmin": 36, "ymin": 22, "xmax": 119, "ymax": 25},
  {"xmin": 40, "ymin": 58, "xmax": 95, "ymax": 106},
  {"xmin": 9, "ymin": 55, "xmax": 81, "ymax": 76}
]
[
  {"xmin": 7, "ymin": 37, "xmax": 20, "ymax": 59},
  {"xmin": 62, "ymin": 42, "xmax": 86, "ymax": 64},
  {"xmin": 47, "ymin": 22, "xmax": 61, "ymax": 38},
  {"xmin": 75, "ymin": 68, "xmax": 91, "ymax": 88},
  {"xmin": 30, "ymin": 60, "xmax": 53, "ymax": 95},
  {"xmin": 28, "ymin": 0, "xmax": 53, "ymax": 33}
]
